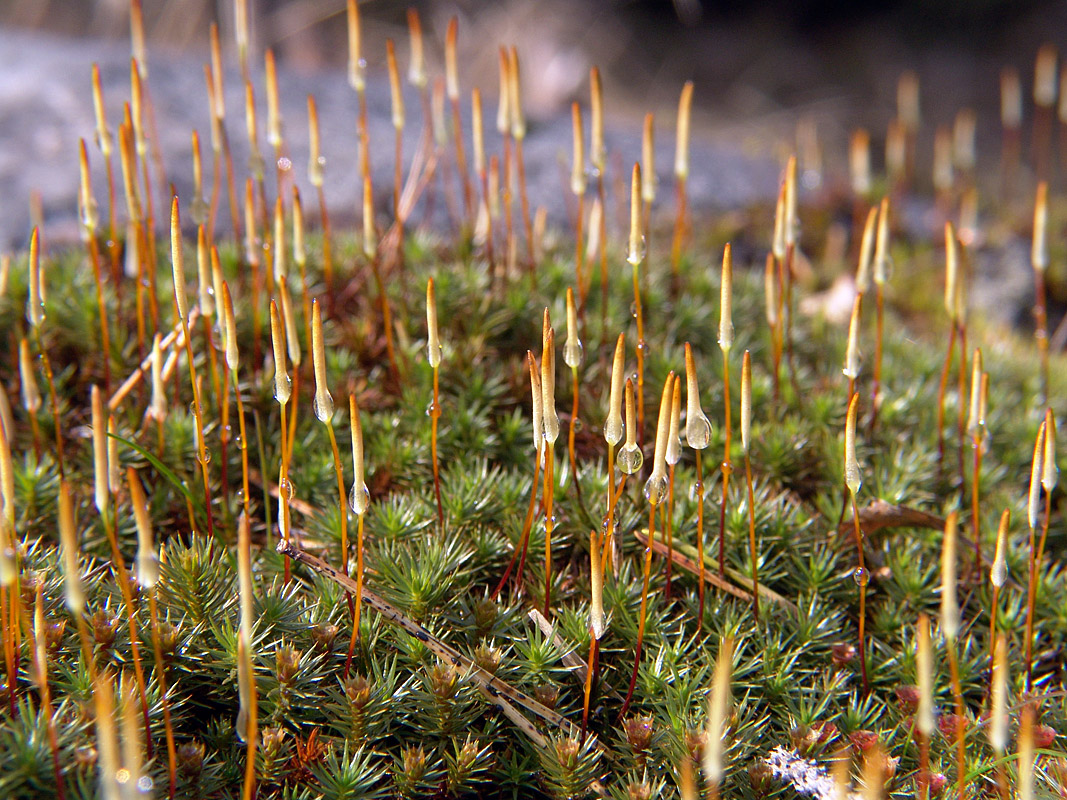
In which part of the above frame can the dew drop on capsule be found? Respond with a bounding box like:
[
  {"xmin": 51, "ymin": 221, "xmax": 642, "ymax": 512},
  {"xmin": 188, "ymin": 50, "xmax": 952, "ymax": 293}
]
[
  {"xmin": 643, "ymin": 473, "xmax": 669, "ymax": 504},
  {"xmin": 314, "ymin": 391, "xmax": 334, "ymax": 423},
  {"xmin": 136, "ymin": 551, "xmax": 160, "ymax": 589},
  {"xmin": 349, "ymin": 482, "xmax": 370, "ymax": 516},
  {"xmin": 274, "ymin": 373, "xmax": 292, "ymax": 405},
  {"xmin": 563, "ymin": 339, "xmax": 583, "ymax": 369},
  {"xmin": 618, "ymin": 443, "xmax": 643, "ymax": 474},
  {"xmin": 686, "ymin": 415, "xmax": 711, "ymax": 450}
]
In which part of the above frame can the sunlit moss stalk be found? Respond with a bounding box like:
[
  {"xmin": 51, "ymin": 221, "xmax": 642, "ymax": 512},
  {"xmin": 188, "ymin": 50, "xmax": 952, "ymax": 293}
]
[
  {"xmin": 171, "ymin": 200, "xmax": 215, "ymax": 538},
  {"xmin": 1024, "ymin": 419, "xmax": 1046, "ymax": 691},
  {"xmin": 664, "ymin": 375, "xmax": 682, "ymax": 597},
  {"xmin": 967, "ymin": 349, "xmax": 988, "ymax": 572},
  {"xmin": 915, "ymin": 614, "xmax": 934, "ymax": 799},
  {"xmin": 363, "ymin": 174, "xmax": 401, "ymax": 382},
  {"xmin": 493, "ymin": 352, "xmax": 544, "ymax": 598},
  {"xmin": 270, "ymin": 300, "xmax": 293, "ymax": 583},
  {"xmin": 541, "ymin": 315, "xmax": 561, "ymax": 615},
  {"xmin": 940, "ymin": 512, "xmax": 967, "ymax": 800},
  {"xmin": 427, "ymin": 278, "xmax": 445, "ymax": 528},
  {"xmin": 128, "ymin": 467, "xmax": 176, "ymax": 799},
  {"xmin": 307, "ymin": 95, "xmax": 334, "ymax": 290},
  {"xmin": 29, "ymin": 580, "xmax": 65, "ymax": 799},
  {"xmin": 684, "ymin": 343, "xmax": 712, "ymax": 621},
  {"xmin": 92, "ymin": 384, "xmax": 153, "ymax": 756},
  {"xmin": 571, "ymin": 104, "xmax": 587, "ymax": 309},
  {"xmin": 346, "ymin": 394, "xmax": 371, "ymax": 677},
  {"xmin": 590, "ymin": 67, "xmax": 609, "ymax": 324},
  {"xmin": 740, "ymin": 351, "xmax": 760, "ymax": 620},
  {"xmin": 620, "ymin": 372, "xmax": 673, "ymax": 719},
  {"xmin": 445, "ymin": 18, "xmax": 473, "ymax": 224},
  {"xmin": 845, "ymin": 392, "xmax": 869, "ymax": 692},
  {"xmin": 602, "ymin": 335, "xmax": 627, "ymax": 575},
  {"xmin": 236, "ymin": 511, "xmax": 258, "ymax": 800},
  {"xmin": 564, "ymin": 288, "xmax": 584, "ymax": 501},
  {"xmin": 18, "ymin": 338, "xmax": 42, "ymax": 459},
  {"xmin": 78, "ymin": 138, "xmax": 112, "ymax": 393},
  {"xmin": 869, "ymin": 198, "xmax": 890, "ymax": 430},
  {"xmin": 90, "ymin": 62, "xmax": 120, "ymax": 281},
  {"xmin": 717, "ymin": 245, "xmax": 734, "ymax": 577},
  {"xmin": 222, "ymin": 282, "xmax": 251, "ymax": 519},
  {"xmin": 627, "ymin": 163, "xmax": 648, "ymax": 443},
  {"xmin": 26, "ymin": 228, "xmax": 66, "ymax": 476},
  {"xmin": 937, "ymin": 222, "xmax": 965, "ymax": 474},
  {"xmin": 670, "ymin": 81, "xmax": 693, "ymax": 292}
]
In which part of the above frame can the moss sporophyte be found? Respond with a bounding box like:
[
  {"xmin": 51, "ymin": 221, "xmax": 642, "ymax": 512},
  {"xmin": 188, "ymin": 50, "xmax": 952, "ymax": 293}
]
[{"xmin": 1, "ymin": 9, "xmax": 1066, "ymax": 800}]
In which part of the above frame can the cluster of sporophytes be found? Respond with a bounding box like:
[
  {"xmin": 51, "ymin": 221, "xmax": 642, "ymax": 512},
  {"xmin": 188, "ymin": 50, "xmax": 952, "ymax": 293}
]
[{"xmin": 1, "ymin": 3, "xmax": 1066, "ymax": 799}]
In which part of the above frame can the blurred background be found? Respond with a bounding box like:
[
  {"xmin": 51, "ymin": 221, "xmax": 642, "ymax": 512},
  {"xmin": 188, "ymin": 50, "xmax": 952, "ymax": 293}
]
[{"xmin": 1, "ymin": 0, "xmax": 1066, "ymax": 257}]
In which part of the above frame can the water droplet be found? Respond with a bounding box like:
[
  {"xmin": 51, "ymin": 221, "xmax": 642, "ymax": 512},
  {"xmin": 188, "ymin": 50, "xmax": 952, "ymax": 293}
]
[
  {"xmin": 274, "ymin": 374, "xmax": 292, "ymax": 404},
  {"xmin": 688, "ymin": 480, "xmax": 705, "ymax": 503},
  {"xmin": 563, "ymin": 340, "xmax": 584, "ymax": 368},
  {"xmin": 686, "ymin": 416, "xmax": 712, "ymax": 449},
  {"xmin": 426, "ymin": 400, "xmax": 440, "ymax": 418},
  {"xmin": 636, "ymin": 339, "xmax": 648, "ymax": 354},
  {"xmin": 277, "ymin": 157, "xmax": 293, "ymax": 172},
  {"xmin": 137, "ymin": 775, "xmax": 154, "ymax": 793},
  {"xmin": 572, "ymin": 418, "xmax": 583, "ymax": 432},
  {"xmin": 314, "ymin": 391, "xmax": 335, "ymax": 422},
  {"xmin": 136, "ymin": 552, "xmax": 160, "ymax": 589},
  {"xmin": 643, "ymin": 473, "xmax": 669, "ymax": 504},
  {"xmin": 630, "ymin": 302, "xmax": 638, "ymax": 318},
  {"xmin": 235, "ymin": 489, "xmax": 245, "ymax": 504},
  {"xmin": 349, "ymin": 482, "xmax": 370, "ymax": 515},
  {"xmin": 197, "ymin": 449, "xmax": 212, "ymax": 465},
  {"xmin": 317, "ymin": 155, "xmax": 327, "ymax": 167},
  {"xmin": 234, "ymin": 434, "xmax": 245, "ymax": 450},
  {"xmin": 853, "ymin": 567, "xmax": 869, "ymax": 587},
  {"xmin": 281, "ymin": 479, "xmax": 296, "ymax": 501},
  {"xmin": 630, "ymin": 371, "xmax": 639, "ymax": 384},
  {"xmin": 618, "ymin": 443, "xmax": 643, "ymax": 474}
]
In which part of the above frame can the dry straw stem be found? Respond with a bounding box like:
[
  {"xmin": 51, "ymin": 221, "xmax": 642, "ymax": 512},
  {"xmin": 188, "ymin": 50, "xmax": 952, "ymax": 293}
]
[
  {"xmin": 703, "ymin": 636, "xmax": 734, "ymax": 793},
  {"xmin": 280, "ymin": 540, "xmax": 586, "ymax": 747}
]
